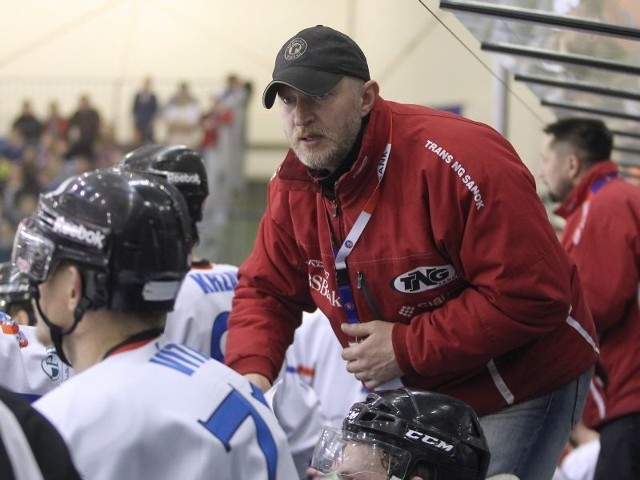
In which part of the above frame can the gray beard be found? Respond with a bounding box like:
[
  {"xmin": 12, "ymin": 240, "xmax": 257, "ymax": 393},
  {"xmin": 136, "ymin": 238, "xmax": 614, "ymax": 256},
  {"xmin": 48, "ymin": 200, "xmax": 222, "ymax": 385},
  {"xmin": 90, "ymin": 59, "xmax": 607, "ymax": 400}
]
[
  {"xmin": 293, "ymin": 115, "xmax": 362, "ymax": 172},
  {"xmin": 294, "ymin": 144, "xmax": 351, "ymax": 172}
]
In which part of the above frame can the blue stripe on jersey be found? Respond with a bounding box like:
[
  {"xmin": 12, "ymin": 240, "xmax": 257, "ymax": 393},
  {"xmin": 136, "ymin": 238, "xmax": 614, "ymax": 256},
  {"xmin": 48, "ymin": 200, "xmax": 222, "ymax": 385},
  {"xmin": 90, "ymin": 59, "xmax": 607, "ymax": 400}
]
[
  {"xmin": 149, "ymin": 343, "xmax": 208, "ymax": 375},
  {"xmin": 199, "ymin": 388, "xmax": 278, "ymax": 480},
  {"xmin": 18, "ymin": 393, "xmax": 41, "ymax": 403},
  {"xmin": 211, "ymin": 312, "xmax": 229, "ymax": 363},
  {"xmin": 188, "ymin": 271, "xmax": 238, "ymax": 294}
]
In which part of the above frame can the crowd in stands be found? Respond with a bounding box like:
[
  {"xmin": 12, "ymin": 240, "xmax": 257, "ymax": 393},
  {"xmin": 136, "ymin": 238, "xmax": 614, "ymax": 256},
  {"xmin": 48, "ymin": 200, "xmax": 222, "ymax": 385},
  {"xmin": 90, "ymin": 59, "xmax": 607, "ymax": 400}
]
[
  {"xmin": 0, "ymin": 74, "xmax": 252, "ymax": 262},
  {"xmin": 0, "ymin": 94, "xmax": 127, "ymax": 262}
]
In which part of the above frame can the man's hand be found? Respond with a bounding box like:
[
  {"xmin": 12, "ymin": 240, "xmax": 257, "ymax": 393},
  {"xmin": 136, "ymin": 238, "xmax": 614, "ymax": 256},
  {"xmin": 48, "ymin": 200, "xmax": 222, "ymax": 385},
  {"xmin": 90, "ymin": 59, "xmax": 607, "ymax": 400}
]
[
  {"xmin": 245, "ymin": 373, "xmax": 272, "ymax": 392},
  {"xmin": 340, "ymin": 320, "xmax": 403, "ymax": 390}
]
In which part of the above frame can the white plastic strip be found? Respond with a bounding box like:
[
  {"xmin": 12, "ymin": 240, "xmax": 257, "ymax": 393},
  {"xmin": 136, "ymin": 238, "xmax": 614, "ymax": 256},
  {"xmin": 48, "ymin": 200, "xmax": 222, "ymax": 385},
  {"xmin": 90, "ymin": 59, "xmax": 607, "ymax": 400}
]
[
  {"xmin": 487, "ymin": 359, "xmax": 515, "ymax": 405},
  {"xmin": 0, "ymin": 399, "xmax": 46, "ymax": 480}
]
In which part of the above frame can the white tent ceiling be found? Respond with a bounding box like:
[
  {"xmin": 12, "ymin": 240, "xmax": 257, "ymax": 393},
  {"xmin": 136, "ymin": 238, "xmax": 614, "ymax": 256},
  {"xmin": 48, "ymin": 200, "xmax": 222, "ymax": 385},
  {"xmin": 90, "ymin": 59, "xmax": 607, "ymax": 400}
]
[{"xmin": 0, "ymin": 0, "xmax": 579, "ymax": 177}]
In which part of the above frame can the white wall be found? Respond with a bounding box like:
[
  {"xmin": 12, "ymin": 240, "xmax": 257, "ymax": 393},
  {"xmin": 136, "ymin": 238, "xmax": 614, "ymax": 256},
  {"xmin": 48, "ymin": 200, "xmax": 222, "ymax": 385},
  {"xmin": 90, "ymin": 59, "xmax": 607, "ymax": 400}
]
[{"xmin": 0, "ymin": 0, "xmax": 556, "ymax": 180}]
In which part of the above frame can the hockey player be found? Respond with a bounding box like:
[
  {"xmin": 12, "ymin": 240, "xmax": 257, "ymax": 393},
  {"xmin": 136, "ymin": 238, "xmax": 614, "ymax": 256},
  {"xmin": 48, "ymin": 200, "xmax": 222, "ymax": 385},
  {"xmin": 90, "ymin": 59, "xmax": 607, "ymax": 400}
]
[
  {"xmin": 11, "ymin": 169, "xmax": 297, "ymax": 479},
  {"xmin": 311, "ymin": 388, "xmax": 491, "ymax": 480},
  {"xmin": 0, "ymin": 262, "xmax": 72, "ymax": 400},
  {"xmin": 118, "ymin": 144, "xmax": 327, "ymax": 477},
  {"xmin": 116, "ymin": 144, "xmax": 237, "ymax": 359}
]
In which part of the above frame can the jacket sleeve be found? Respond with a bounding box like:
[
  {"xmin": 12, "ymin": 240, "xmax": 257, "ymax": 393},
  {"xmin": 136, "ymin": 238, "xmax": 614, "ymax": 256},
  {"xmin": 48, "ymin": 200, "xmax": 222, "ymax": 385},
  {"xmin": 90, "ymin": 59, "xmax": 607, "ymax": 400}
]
[
  {"xmin": 225, "ymin": 180, "xmax": 315, "ymax": 382},
  {"xmin": 393, "ymin": 124, "xmax": 578, "ymax": 379},
  {"xmin": 568, "ymin": 187, "xmax": 640, "ymax": 335}
]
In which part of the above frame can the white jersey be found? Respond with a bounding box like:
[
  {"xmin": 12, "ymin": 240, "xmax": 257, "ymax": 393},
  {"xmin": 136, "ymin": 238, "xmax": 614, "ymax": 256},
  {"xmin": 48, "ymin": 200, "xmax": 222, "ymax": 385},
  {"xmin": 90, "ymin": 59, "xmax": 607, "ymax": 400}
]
[
  {"xmin": 261, "ymin": 311, "xmax": 368, "ymax": 475},
  {"xmin": 266, "ymin": 359, "xmax": 328, "ymax": 477},
  {"xmin": 552, "ymin": 439, "xmax": 599, "ymax": 480},
  {"xmin": 0, "ymin": 318, "xmax": 72, "ymax": 401},
  {"xmin": 164, "ymin": 261, "xmax": 238, "ymax": 360},
  {"xmin": 288, "ymin": 310, "xmax": 368, "ymax": 427},
  {"xmin": 164, "ymin": 273, "xmax": 363, "ymax": 477},
  {"xmin": 34, "ymin": 334, "xmax": 297, "ymax": 480}
]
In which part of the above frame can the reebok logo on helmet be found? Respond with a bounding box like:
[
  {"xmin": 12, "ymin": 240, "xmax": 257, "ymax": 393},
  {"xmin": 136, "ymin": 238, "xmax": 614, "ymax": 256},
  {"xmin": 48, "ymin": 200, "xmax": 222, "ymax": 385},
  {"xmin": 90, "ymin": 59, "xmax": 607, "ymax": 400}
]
[
  {"xmin": 166, "ymin": 172, "xmax": 201, "ymax": 185},
  {"xmin": 53, "ymin": 216, "xmax": 106, "ymax": 249}
]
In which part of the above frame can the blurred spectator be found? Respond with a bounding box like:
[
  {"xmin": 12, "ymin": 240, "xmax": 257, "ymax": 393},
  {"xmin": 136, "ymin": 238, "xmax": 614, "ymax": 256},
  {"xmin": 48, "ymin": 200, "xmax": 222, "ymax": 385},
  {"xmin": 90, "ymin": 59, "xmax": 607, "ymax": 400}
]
[
  {"xmin": 200, "ymin": 95, "xmax": 234, "ymax": 232},
  {"xmin": 35, "ymin": 130, "xmax": 70, "ymax": 192},
  {"xmin": 201, "ymin": 95, "xmax": 233, "ymax": 151},
  {"xmin": 163, "ymin": 81, "xmax": 201, "ymax": 149},
  {"xmin": 0, "ymin": 127, "xmax": 27, "ymax": 163},
  {"xmin": 66, "ymin": 94, "xmax": 101, "ymax": 162},
  {"xmin": 12, "ymin": 99, "xmax": 42, "ymax": 146},
  {"xmin": 216, "ymin": 73, "xmax": 250, "ymax": 195},
  {"xmin": 132, "ymin": 76, "xmax": 159, "ymax": 145},
  {"xmin": 13, "ymin": 189, "xmax": 39, "ymax": 224},
  {"xmin": 2, "ymin": 160, "xmax": 40, "ymax": 227},
  {"xmin": 94, "ymin": 123, "xmax": 126, "ymax": 169},
  {"xmin": 0, "ymin": 217, "xmax": 14, "ymax": 262},
  {"xmin": 42, "ymin": 100, "xmax": 68, "ymax": 140}
]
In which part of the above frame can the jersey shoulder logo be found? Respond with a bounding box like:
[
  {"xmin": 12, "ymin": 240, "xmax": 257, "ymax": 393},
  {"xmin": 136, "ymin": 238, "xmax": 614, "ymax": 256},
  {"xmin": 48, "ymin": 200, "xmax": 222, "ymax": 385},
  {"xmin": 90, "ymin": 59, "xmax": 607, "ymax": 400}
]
[
  {"xmin": 391, "ymin": 265, "xmax": 457, "ymax": 293},
  {"xmin": 41, "ymin": 347, "xmax": 62, "ymax": 380}
]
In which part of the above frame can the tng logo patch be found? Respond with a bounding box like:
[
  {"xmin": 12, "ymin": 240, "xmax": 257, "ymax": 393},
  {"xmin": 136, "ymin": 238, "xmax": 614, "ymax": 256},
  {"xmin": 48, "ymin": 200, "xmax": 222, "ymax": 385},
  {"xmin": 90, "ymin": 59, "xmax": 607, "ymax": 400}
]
[{"xmin": 392, "ymin": 265, "xmax": 457, "ymax": 293}]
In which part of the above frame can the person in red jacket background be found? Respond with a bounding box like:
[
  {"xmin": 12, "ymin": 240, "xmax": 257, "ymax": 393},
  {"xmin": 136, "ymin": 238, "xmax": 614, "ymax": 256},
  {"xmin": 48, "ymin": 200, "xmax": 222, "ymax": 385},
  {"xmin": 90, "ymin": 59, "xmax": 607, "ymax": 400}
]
[
  {"xmin": 226, "ymin": 25, "xmax": 598, "ymax": 479},
  {"xmin": 540, "ymin": 117, "xmax": 640, "ymax": 480}
]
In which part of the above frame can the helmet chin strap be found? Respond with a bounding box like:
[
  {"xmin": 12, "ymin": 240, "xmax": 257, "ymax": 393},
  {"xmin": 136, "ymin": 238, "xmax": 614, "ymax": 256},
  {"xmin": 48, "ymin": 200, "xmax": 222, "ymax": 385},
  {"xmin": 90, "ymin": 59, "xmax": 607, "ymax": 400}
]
[{"xmin": 32, "ymin": 288, "xmax": 91, "ymax": 367}]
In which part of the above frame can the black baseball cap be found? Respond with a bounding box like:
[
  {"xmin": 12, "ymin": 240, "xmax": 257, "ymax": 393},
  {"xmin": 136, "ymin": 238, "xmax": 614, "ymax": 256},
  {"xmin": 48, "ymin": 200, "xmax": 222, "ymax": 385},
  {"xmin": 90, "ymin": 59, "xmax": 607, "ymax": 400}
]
[{"xmin": 262, "ymin": 25, "xmax": 370, "ymax": 109}]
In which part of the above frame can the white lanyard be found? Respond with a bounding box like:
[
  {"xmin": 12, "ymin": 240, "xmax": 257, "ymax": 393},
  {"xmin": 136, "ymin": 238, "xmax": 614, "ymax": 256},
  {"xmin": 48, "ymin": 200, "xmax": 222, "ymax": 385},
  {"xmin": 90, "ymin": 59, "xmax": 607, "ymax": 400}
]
[
  {"xmin": 334, "ymin": 141, "xmax": 391, "ymax": 271},
  {"xmin": 330, "ymin": 120, "xmax": 392, "ymax": 325}
]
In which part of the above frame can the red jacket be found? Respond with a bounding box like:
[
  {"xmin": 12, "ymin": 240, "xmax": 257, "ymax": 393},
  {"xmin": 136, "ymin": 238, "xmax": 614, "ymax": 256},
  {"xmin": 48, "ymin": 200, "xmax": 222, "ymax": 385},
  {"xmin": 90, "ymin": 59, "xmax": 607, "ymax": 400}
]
[
  {"xmin": 555, "ymin": 160, "xmax": 640, "ymax": 429},
  {"xmin": 226, "ymin": 97, "xmax": 598, "ymax": 416}
]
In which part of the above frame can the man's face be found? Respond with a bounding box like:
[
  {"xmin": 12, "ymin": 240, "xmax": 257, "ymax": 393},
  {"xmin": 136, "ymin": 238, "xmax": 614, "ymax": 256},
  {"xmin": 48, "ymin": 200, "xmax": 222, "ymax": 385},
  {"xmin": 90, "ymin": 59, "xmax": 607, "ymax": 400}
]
[
  {"xmin": 539, "ymin": 134, "xmax": 575, "ymax": 203},
  {"xmin": 336, "ymin": 442, "xmax": 391, "ymax": 480},
  {"xmin": 277, "ymin": 78, "xmax": 365, "ymax": 172}
]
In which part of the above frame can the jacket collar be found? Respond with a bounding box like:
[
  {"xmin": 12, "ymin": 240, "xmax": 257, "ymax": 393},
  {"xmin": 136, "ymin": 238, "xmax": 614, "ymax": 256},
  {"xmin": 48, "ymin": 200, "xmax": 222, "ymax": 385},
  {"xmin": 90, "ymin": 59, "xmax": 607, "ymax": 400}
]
[{"xmin": 554, "ymin": 160, "xmax": 619, "ymax": 219}]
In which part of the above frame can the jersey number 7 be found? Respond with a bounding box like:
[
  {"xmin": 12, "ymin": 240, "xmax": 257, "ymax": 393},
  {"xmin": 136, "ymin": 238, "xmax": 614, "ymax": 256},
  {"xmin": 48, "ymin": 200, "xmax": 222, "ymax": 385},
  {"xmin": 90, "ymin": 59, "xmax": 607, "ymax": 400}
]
[{"xmin": 199, "ymin": 386, "xmax": 279, "ymax": 480}]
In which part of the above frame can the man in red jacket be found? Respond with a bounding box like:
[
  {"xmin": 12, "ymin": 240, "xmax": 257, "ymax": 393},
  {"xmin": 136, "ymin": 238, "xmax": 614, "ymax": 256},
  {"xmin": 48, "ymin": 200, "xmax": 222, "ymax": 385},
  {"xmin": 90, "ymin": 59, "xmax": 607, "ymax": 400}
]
[
  {"xmin": 226, "ymin": 25, "xmax": 598, "ymax": 478},
  {"xmin": 540, "ymin": 117, "xmax": 640, "ymax": 480}
]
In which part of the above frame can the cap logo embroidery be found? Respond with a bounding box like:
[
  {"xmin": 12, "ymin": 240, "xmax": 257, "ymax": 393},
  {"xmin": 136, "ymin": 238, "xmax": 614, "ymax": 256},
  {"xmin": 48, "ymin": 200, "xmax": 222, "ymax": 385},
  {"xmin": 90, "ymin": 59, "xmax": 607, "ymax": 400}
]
[{"xmin": 284, "ymin": 38, "xmax": 307, "ymax": 60}]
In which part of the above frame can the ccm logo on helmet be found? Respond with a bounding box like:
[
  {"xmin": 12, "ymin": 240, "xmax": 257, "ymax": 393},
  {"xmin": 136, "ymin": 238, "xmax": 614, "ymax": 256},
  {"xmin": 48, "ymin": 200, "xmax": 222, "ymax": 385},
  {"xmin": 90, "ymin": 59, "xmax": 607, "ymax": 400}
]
[
  {"xmin": 166, "ymin": 172, "xmax": 201, "ymax": 185},
  {"xmin": 404, "ymin": 429, "xmax": 454, "ymax": 452},
  {"xmin": 53, "ymin": 216, "xmax": 106, "ymax": 249},
  {"xmin": 391, "ymin": 265, "xmax": 457, "ymax": 293}
]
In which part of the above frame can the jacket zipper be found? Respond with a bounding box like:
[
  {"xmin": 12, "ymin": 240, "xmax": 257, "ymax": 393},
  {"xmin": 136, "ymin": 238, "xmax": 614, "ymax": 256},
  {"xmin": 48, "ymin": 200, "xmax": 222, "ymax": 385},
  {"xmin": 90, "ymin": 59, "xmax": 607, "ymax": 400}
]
[{"xmin": 357, "ymin": 272, "xmax": 384, "ymax": 319}]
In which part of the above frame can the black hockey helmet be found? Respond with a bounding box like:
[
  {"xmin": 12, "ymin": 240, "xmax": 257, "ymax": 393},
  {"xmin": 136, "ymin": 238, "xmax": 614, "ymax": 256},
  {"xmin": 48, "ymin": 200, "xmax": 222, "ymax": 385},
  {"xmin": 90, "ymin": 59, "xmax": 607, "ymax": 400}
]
[
  {"xmin": 116, "ymin": 144, "xmax": 208, "ymax": 244},
  {"xmin": 312, "ymin": 388, "xmax": 490, "ymax": 480},
  {"xmin": 12, "ymin": 169, "xmax": 191, "ymax": 314}
]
